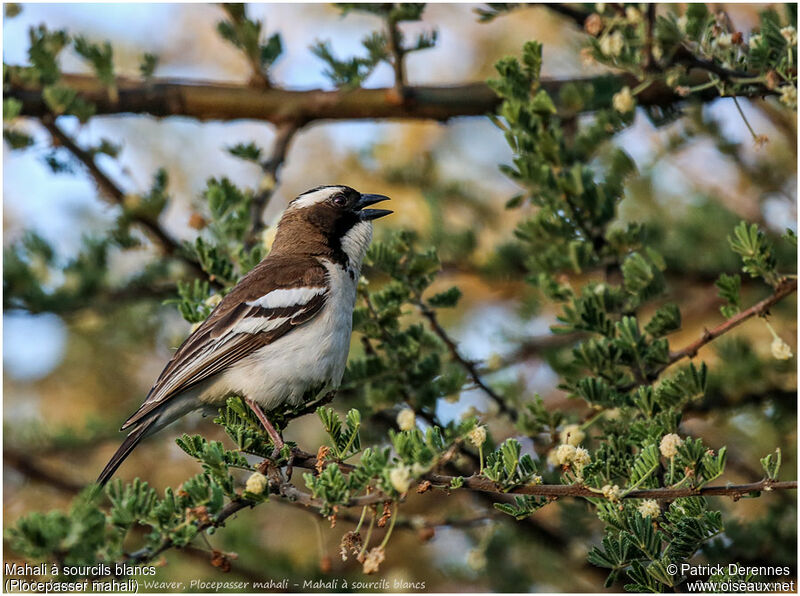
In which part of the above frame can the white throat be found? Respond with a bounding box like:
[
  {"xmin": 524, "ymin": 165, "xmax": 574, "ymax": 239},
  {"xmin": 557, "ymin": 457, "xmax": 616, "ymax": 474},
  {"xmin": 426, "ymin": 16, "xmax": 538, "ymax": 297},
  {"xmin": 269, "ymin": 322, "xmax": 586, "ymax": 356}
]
[{"xmin": 341, "ymin": 221, "xmax": 373, "ymax": 271}]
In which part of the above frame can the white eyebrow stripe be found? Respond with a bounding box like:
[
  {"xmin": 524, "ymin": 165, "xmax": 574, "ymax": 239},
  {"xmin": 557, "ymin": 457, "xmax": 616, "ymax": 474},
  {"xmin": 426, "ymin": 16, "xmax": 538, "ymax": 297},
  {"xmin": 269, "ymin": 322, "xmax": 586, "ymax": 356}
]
[
  {"xmin": 288, "ymin": 187, "xmax": 344, "ymax": 210},
  {"xmin": 245, "ymin": 287, "xmax": 327, "ymax": 309}
]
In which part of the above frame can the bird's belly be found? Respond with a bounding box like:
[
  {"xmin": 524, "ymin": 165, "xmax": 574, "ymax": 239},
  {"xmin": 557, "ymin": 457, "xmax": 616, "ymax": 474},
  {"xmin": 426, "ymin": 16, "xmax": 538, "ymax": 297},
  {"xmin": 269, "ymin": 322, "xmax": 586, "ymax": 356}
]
[{"xmin": 200, "ymin": 262, "xmax": 357, "ymax": 410}]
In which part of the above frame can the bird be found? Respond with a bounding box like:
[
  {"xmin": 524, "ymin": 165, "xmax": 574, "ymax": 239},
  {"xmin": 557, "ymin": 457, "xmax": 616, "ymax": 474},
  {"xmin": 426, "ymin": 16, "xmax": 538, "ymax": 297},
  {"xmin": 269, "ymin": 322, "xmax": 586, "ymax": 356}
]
[{"xmin": 97, "ymin": 185, "xmax": 391, "ymax": 485}]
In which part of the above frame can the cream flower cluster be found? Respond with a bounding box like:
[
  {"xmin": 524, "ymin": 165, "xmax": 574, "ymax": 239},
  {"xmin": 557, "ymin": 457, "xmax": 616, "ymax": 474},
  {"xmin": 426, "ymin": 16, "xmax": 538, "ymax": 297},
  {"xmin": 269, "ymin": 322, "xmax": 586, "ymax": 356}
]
[{"xmin": 659, "ymin": 433, "xmax": 683, "ymax": 459}]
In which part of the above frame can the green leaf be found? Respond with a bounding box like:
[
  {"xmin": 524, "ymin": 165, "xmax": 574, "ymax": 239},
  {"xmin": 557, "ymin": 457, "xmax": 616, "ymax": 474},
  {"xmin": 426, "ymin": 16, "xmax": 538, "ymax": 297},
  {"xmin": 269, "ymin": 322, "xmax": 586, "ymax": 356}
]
[
  {"xmin": 139, "ymin": 53, "xmax": 158, "ymax": 78},
  {"xmin": 760, "ymin": 448, "xmax": 782, "ymax": 480},
  {"xmin": 3, "ymin": 98, "xmax": 23, "ymax": 121},
  {"xmin": 728, "ymin": 221, "xmax": 778, "ymax": 285},
  {"xmin": 644, "ymin": 304, "xmax": 681, "ymax": 337},
  {"xmin": 228, "ymin": 142, "xmax": 263, "ymax": 162},
  {"xmin": 715, "ymin": 273, "xmax": 741, "ymax": 318},
  {"xmin": 3, "ymin": 128, "xmax": 34, "ymax": 149},
  {"xmin": 530, "ymin": 89, "xmax": 556, "ymax": 115},
  {"xmin": 5, "ymin": 3, "xmax": 22, "ymax": 17},
  {"xmin": 427, "ymin": 286, "xmax": 461, "ymax": 308},
  {"xmin": 42, "ymin": 84, "xmax": 77, "ymax": 115}
]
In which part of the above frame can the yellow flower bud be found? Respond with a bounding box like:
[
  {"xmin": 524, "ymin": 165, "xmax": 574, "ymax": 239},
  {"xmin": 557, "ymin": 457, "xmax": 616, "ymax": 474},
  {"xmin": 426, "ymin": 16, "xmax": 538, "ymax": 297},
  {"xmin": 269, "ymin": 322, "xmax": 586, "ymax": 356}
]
[
  {"xmin": 659, "ymin": 433, "xmax": 682, "ymax": 459},
  {"xmin": 396, "ymin": 408, "xmax": 416, "ymax": 431},
  {"xmin": 389, "ymin": 465, "xmax": 411, "ymax": 493},
  {"xmin": 245, "ymin": 472, "xmax": 268, "ymax": 495},
  {"xmin": 637, "ymin": 499, "xmax": 660, "ymax": 518}
]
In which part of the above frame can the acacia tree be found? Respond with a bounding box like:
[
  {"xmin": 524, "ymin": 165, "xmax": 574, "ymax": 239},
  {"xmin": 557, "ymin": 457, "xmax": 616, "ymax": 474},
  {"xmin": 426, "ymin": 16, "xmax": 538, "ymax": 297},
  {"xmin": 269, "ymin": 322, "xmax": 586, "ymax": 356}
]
[{"xmin": 4, "ymin": 3, "xmax": 797, "ymax": 591}]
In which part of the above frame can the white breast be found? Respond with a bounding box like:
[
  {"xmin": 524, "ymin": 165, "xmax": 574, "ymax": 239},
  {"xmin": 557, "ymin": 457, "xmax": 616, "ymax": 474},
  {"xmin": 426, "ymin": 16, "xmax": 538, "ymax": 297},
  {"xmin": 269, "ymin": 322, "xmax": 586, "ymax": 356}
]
[{"xmin": 201, "ymin": 259, "xmax": 359, "ymax": 409}]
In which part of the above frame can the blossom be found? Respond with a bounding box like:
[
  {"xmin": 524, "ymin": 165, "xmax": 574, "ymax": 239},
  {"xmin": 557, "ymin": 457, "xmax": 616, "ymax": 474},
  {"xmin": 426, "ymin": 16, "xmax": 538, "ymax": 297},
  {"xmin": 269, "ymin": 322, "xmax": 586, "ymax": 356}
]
[
  {"xmin": 468, "ymin": 425, "xmax": 487, "ymax": 448},
  {"xmin": 389, "ymin": 465, "xmax": 411, "ymax": 493},
  {"xmin": 602, "ymin": 484, "xmax": 622, "ymax": 502},
  {"xmin": 573, "ymin": 447, "xmax": 591, "ymax": 468},
  {"xmin": 396, "ymin": 408, "xmax": 416, "ymax": 431},
  {"xmin": 362, "ymin": 546, "xmax": 385, "ymax": 574},
  {"xmin": 637, "ymin": 499, "xmax": 660, "ymax": 518},
  {"xmin": 749, "ymin": 33, "xmax": 762, "ymax": 49},
  {"xmin": 560, "ymin": 424, "xmax": 585, "ymax": 447},
  {"xmin": 714, "ymin": 33, "xmax": 733, "ymax": 49},
  {"xmin": 205, "ymin": 293, "xmax": 222, "ymax": 308},
  {"xmin": 555, "ymin": 443, "xmax": 577, "ymax": 465},
  {"xmin": 600, "ymin": 31, "xmax": 624, "ymax": 57},
  {"xmin": 467, "ymin": 549, "xmax": 487, "ymax": 570},
  {"xmin": 612, "ymin": 86, "xmax": 635, "ymax": 113},
  {"xmin": 781, "ymin": 26, "xmax": 797, "ymax": 45},
  {"xmin": 771, "ymin": 337, "xmax": 793, "ymax": 360},
  {"xmin": 652, "ymin": 44, "xmax": 663, "ymax": 61},
  {"xmin": 779, "ymin": 85, "xmax": 797, "ymax": 109},
  {"xmin": 660, "ymin": 433, "xmax": 683, "ymax": 459},
  {"xmin": 625, "ymin": 6, "xmax": 642, "ymax": 24},
  {"xmin": 245, "ymin": 472, "xmax": 268, "ymax": 495}
]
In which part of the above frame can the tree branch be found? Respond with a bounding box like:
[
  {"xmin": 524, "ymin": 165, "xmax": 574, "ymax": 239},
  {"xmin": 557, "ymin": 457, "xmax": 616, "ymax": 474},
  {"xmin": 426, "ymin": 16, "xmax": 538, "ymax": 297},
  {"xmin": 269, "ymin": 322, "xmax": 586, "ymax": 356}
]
[
  {"xmin": 386, "ymin": 15, "xmax": 406, "ymax": 90},
  {"xmin": 41, "ymin": 117, "xmax": 210, "ymax": 282},
  {"xmin": 108, "ymin": 437, "xmax": 796, "ymax": 569},
  {"xmin": 247, "ymin": 121, "xmax": 300, "ymax": 245},
  {"xmin": 424, "ymin": 474, "xmax": 797, "ymax": 501},
  {"xmin": 8, "ymin": 71, "xmax": 774, "ymax": 125},
  {"xmin": 415, "ymin": 299, "xmax": 517, "ymax": 421},
  {"xmin": 4, "ymin": 449, "xmax": 85, "ymax": 494},
  {"xmin": 667, "ymin": 277, "xmax": 797, "ymax": 365},
  {"xmin": 289, "ymin": 448, "xmax": 796, "ymax": 501}
]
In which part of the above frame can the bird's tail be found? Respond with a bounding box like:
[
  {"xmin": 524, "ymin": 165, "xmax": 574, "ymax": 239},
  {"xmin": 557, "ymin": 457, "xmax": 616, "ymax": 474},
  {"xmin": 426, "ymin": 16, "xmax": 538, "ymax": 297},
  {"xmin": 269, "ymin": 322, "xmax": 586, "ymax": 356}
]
[{"xmin": 96, "ymin": 416, "xmax": 159, "ymax": 486}]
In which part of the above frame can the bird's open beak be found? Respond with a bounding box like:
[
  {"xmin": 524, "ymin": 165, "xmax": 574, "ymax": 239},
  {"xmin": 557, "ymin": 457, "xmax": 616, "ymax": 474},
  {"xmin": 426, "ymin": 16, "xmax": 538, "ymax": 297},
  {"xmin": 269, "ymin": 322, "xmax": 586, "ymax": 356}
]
[{"xmin": 357, "ymin": 193, "xmax": 392, "ymax": 221}]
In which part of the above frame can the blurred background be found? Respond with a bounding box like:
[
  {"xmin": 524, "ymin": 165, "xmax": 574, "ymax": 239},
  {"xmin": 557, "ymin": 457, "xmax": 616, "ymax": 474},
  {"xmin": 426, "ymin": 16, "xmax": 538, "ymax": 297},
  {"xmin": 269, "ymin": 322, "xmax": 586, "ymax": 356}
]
[{"xmin": 3, "ymin": 3, "xmax": 796, "ymax": 591}]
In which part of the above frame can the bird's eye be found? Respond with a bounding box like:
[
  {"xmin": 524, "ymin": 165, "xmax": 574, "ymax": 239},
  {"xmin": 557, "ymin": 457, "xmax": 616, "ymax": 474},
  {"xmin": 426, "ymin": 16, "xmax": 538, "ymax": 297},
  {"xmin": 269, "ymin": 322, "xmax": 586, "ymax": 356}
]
[{"xmin": 332, "ymin": 195, "xmax": 347, "ymax": 207}]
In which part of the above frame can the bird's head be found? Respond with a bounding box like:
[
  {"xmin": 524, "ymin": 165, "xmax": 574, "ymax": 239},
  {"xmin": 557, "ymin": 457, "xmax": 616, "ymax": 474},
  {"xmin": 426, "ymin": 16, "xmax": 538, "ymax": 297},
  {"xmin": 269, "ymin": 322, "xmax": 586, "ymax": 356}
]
[{"xmin": 271, "ymin": 185, "xmax": 391, "ymax": 268}]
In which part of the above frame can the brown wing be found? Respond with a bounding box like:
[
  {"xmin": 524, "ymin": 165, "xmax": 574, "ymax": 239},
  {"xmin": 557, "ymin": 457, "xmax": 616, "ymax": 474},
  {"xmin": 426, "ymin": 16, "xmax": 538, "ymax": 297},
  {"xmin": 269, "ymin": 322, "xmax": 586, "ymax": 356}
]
[{"xmin": 121, "ymin": 255, "xmax": 328, "ymax": 430}]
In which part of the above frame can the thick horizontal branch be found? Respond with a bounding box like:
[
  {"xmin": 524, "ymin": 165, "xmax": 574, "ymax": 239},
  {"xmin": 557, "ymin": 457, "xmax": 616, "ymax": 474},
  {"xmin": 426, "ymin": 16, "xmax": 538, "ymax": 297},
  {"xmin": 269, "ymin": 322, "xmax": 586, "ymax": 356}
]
[
  {"xmin": 8, "ymin": 70, "xmax": 773, "ymax": 125},
  {"xmin": 118, "ymin": 441, "xmax": 795, "ymax": 567},
  {"xmin": 424, "ymin": 474, "xmax": 797, "ymax": 501},
  {"xmin": 290, "ymin": 449, "xmax": 796, "ymax": 501},
  {"xmin": 4, "ymin": 449, "xmax": 85, "ymax": 494}
]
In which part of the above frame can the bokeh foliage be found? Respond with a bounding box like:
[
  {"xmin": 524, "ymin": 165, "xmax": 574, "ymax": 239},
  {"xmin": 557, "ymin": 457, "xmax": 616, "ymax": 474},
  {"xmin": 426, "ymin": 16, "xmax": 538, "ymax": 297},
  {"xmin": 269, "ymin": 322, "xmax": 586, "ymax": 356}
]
[{"xmin": 3, "ymin": 3, "xmax": 797, "ymax": 592}]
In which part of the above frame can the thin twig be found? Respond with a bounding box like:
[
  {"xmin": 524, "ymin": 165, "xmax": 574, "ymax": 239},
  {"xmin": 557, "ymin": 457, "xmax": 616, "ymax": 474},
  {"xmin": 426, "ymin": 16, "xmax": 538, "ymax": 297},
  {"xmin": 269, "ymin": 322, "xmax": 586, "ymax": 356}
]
[
  {"xmin": 248, "ymin": 121, "xmax": 300, "ymax": 246},
  {"xmin": 667, "ymin": 277, "xmax": 797, "ymax": 365},
  {"xmin": 643, "ymin": 3, "xmax": 657, "ymax": 71},
  {"xmin": 386, "ymin": 15, "xmax": 406, "ymax": 90},
  {"xmin": 41, "ymin": 117, "xmax": 210, "ymax": 282},
  {"xmin": 415, "ymin": 299, "xmax": 517, "ymax": 421}
]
